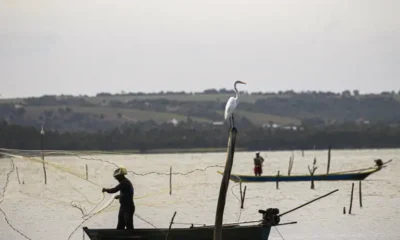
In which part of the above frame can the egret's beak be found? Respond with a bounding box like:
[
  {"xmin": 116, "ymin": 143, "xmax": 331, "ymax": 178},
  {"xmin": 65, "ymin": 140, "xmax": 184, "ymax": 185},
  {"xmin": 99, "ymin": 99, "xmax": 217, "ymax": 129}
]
[{"xmin": 240, "ymin": 81, "xmax": 246, "ymax": 85}]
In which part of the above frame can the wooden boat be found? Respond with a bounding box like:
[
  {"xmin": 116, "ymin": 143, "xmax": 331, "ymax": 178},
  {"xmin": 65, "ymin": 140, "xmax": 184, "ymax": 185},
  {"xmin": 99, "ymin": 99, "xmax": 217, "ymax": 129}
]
[
  {"xmin": 83, "ymin": 208, "xmax": 281, "ymax": 240},
  {"xmin": 83, "ymin": 223, "xmax": 271, "ymax": 240},
  {"xmin": 219, "ymin": 159, "xmax": 391, "ymax": 183},
  {"xmin": 82, "ymin": 191, "xmax": 336, "ymax": 240}
]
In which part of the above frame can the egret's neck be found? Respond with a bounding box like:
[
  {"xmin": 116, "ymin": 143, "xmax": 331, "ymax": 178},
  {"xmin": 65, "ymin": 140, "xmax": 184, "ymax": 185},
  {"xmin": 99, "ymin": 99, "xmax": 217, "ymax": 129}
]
[{"xmin": 234, "ymin": 83, "xmax": 239, "ymax": 99}]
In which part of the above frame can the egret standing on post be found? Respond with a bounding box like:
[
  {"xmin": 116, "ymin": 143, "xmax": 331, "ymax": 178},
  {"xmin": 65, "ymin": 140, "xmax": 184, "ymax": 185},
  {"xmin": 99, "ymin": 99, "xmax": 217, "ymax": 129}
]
[{"xmin": 224, "ymin": 80, "xmax": 246, "ymax": 129}]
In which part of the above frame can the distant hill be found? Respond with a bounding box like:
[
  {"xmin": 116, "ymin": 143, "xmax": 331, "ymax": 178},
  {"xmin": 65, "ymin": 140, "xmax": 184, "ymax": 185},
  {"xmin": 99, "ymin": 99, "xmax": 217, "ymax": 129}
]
[{"xmin": 1, "ymin": 90, "xmax": 400, "ymax": 132}]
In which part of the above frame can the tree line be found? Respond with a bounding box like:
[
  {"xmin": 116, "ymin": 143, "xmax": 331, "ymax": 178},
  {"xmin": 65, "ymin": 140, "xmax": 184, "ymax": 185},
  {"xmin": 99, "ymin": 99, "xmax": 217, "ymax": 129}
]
[{"xmin": 1, "ymin": 121, "xmax": 400, "ymax": 152}]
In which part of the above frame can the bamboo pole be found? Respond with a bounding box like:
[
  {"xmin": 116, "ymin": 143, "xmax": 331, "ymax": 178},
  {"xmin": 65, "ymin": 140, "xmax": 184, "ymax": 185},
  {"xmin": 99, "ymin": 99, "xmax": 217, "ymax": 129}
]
[
  {"xmin": 276, "ymin": 171, "xmax": 280, "ymax": 189},
  {"xmin": 359, "ymin": 181, "xmax": 362, "ymax": 208},
  {"xmin": 241, "ymin": 186, "xmax": 247, "ymax": 209},
  {"xmin": 166, "ymin": 211, "xmax": 177, "ymax": 240},
  {"xmin": 349, "ymin": 183, "xmax": 354, "ymax": 214},
  {"xmin": 169, "ymin": 166, "xmax": 172, "ymax": 195},
  {"xmin": 85, "ymin": 164, "xmax": 88, "ymax": 180},
  {"xmin": 16, "ymin": 166, "xmax": 21, "ymax": 184},
  {"xmin": 214, "ymin": 127, "xmax": 237, "ymax": 240},
  {"xmin": 288, "ymin": 157, "xmax": 294, "ymax": 176},
  {"xmin": 279, "ymin": 189, "xmax": 339, "ymax": 217},
  {"xmin": 239, "ymin": 181, "xmax": 243, "ymax": 202},
  {"xmin": 40, "ymin": 127, "xmax": 47, "ymax": 185},
  {"xmin": 327, "ymin": 145, "xmax": 331, "ymax": 174}
]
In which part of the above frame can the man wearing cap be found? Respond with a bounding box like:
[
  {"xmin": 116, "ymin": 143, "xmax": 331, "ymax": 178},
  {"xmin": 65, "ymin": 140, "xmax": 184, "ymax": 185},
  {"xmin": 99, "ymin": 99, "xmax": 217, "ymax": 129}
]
[
  {"xmin": 102, "ymin": 166, "xmax": 135, "ymax": 230},
  {"xmin": 254, "ymin": 152, "xmax": 264, "ymax": 176}
]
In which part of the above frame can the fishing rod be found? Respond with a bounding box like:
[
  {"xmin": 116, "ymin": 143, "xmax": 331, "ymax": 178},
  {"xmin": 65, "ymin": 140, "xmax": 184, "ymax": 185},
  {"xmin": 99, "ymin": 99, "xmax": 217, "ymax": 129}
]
[{"xmin": 278, "ymin": 189, "xmax": 339, "ymax": 217}]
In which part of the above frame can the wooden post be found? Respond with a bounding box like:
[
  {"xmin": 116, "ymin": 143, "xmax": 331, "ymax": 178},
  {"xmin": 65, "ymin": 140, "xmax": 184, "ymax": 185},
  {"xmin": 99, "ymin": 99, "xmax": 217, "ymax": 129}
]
[
  {"xmin": 308, "ymin": 158, "xmax": 318, "ymax": 190},
  {"xmin": 214, "ymin": 127, "xmax": 237, "ymax": 240},
  {"xmin": 40, "ymin": 126, "xmax": 47, "ymax": 185},
  {"xmin": 349, "ymin": 183, "xmax": 354, "ymax": 214},
  {"xmin": 327, "ymin": 145, "xmax": 331, "ymax": 174},
  {"xmin": 169, "ymin": 166, "xmax": 172, "ymax": 195},
  {"xmin": 165, "ymin": 211, "xmax": 177, "ymax": 240},
  {"xmin": 288, "ymin": 157, "xmax": 294, "ymax": 176},
  {"xmin": 276, "ymin": 171, "xmax": 280, "ymax": 189},
  {"xmin": 359, "ymin": 181, "xmax": 362, "ymax": 208},
  {"xmin": 241, "ymin": 186, "xmax": 247, "ymax": 209},
  {"xmin": 85, "ymin": 164, "xmax": 88, "ymax": 180},
  {"xmin": 310, "ymin": 171, "xmax": 315, "ymax": 189},
  {"xmin": 239, "ymin": 181, "xmax": 243, "ymax": 201},
  {"xmin": 16, "ymin": 166, "xmax": 21, "ymax": 184},
  {"xmin": 291, "ymin": 150, "xmax": 294, "ymax": 164}
]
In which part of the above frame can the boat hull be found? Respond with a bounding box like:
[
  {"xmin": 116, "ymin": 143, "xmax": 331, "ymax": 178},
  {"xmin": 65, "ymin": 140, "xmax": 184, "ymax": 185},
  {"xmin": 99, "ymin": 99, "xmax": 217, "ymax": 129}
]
[
  {"xmin": 218, "ymin": 168, "xmax": 380, "ymax": 183},
  {"xmin": 83, "ymin": 224, "xmax": 271, "ymax": 240}
]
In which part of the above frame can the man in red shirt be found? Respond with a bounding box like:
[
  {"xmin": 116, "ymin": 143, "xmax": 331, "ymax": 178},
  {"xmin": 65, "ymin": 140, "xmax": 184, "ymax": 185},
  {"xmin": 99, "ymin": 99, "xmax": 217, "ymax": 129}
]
[{"xmin": 254, "ymin": 152, "xmax": 264, "ymax": 176}]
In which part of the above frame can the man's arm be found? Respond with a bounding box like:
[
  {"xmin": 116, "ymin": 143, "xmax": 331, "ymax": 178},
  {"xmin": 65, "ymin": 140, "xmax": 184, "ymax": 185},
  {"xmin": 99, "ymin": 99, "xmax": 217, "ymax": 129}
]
[{"xmin": 103, "ymin": 183, "xmax": 121, "ymax": 194}]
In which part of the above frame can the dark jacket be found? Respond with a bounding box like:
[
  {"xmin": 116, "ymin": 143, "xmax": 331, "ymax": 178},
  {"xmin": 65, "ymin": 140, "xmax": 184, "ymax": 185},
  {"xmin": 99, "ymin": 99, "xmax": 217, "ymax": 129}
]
[{"xmin": 105, "ymin": 177, "xmax": 135, "ymax": 210}]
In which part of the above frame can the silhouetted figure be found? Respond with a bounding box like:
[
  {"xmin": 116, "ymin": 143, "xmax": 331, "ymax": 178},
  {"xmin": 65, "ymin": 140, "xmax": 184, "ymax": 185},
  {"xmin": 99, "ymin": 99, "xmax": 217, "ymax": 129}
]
[
  {"xmin": 254, "ymin": 152, "xmax": 264, "ymax": 176},
  {"xmin": 102, "ymin": 166, "xmax": 135, "ymax": 230}
]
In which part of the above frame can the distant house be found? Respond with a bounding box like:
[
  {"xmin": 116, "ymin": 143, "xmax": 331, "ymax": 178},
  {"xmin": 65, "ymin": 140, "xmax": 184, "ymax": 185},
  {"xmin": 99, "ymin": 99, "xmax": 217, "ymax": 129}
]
[
  {"xmin": 169, "ymin": 118, "xmax": 179, "ymax": 126},
  {"xmin": 212, "ymin": 121, "xmax": 224, "ymax": 126},
  {"xmin": 356, "ymin": 118, "xmax": 370, "ymax": 125},
  {"xmin": 262, "ymin": 123, "xmax": 280, "ymax": 129}
]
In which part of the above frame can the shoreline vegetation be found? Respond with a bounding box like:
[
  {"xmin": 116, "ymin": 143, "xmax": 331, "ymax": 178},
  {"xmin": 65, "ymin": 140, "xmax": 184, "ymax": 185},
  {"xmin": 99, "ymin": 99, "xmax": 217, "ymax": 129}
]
[
  {"xmin": 1, "ymin": 147, "xmax": 399, "ymax": 156},
  {"xmin": 2, "ymin": 90, "xmax": 400, "ymax": 153},
  {"xmin": 1, "ymin": 121, "xmax": 400, "ymax": 153}
]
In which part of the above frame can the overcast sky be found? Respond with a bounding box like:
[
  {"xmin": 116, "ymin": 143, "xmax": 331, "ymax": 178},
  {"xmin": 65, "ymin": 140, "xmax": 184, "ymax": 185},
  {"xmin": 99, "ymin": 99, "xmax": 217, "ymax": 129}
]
[{"xmin": 1, "ymin": 0, "xmax": 399, "ymax": 98}]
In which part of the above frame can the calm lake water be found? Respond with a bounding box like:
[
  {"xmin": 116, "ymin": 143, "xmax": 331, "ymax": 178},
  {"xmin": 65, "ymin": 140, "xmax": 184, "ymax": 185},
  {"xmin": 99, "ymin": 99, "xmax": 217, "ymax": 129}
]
[{"xmin": 0, "ymin": 148, "xmax": 399, "ymax": 240}]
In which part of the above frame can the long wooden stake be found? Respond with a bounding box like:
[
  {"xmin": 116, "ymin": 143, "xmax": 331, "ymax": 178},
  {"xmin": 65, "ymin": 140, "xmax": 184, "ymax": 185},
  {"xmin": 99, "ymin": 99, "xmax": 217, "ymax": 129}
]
[
  {"xmin": 279, "ymin": 189, "xmax": 339, "ymax": 217},
  {"xmin": 16, "ymin": 166, "xmax": 21, "ymax": 184},
  {"xmin": 85, "ymin": 164, "xmax": 88, "ymax": 180},
  {"xmin": 327, "ymin": 145, "xmax": 331, "ymax": 174},
  {"xmin": 166, "ymin": 211, "xmax": 177, "ymax": 240},
  {"xmin": 241, "ymin": 186, "xmax": 247, "ymax": 209},
  {"xmin": 214, "ymin": 127, "xmax": 237, "ymax": 240},
  {"xmin": 359, "ymin": 181, "xmax": 362, "ymax": 208},
  {"xmin": 308, "ymin": 163, "xmax": 318, "ymax": 190},
  {"xmin": 239, "ymin": 181, "xmax": 243, "ymax": 202},
  {"xmin": 169, "ymin": 166, "xmax": 172, "ymax": 195},
  {"xmin": 288, "ymin": 157, "xmax": 293, "ymax": 176},
  {"xmin": 41, "ymin": 135, "xmax": 47, "ymax": 185},
  {"xmin": 276, "ymin": 171, "xmax": 280, "ymax": 189},
  {"xmin": 349, "ymin": 183, "xmax": 354, "ymax": 214}
]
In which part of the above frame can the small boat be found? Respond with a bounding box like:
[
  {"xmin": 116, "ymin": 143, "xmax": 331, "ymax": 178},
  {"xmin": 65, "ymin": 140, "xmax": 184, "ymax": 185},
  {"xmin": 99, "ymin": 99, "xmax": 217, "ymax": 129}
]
[
  {"xmin": 83, "ymin": 223, "xmax": 271, "ymax": 240},
  {"xmin": 82, "ymin": 189, "xmax": 337, "ymax": 240},
  {"xmin": 83, "ymin": 208, "xmax": 281, "ymax": 240},
  {"xmin": 219, "ymin": 159, "xmax": 391, "ymax": 183}
]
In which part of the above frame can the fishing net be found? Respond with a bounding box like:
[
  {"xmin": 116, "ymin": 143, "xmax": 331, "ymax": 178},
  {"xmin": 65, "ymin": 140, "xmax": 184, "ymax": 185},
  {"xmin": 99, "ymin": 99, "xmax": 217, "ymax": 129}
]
[{"xmin": 0, "ymin": 148, "xmax": 236, "ymax": 240}]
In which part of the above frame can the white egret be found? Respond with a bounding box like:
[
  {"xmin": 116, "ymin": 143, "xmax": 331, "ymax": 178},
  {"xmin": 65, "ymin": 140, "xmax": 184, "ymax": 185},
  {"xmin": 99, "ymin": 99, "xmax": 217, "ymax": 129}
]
[{"xmin": 224, "ymin": 80, "xmax": 246, "ymax": 128}]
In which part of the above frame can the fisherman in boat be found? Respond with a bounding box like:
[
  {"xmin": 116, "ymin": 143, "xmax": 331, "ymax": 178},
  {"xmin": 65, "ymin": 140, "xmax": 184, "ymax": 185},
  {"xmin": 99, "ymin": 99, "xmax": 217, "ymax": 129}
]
[
  {"xmin": 254, "ymin": 151, "xmax": 264, "ymax": 176},
  {"xmin": 102, "ymin": 166, "xmax": 135, "ymax": 230}
]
